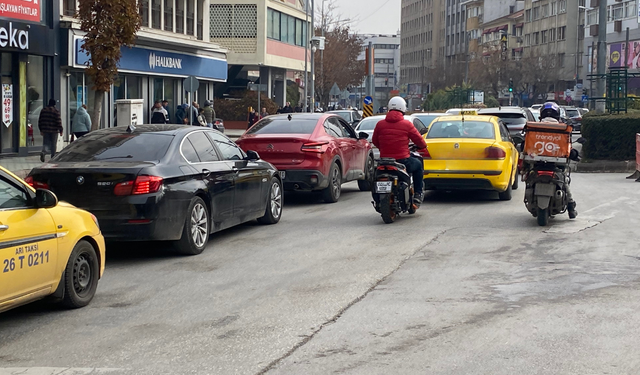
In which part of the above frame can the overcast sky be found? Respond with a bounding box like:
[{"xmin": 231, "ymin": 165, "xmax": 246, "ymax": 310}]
[{"xmin": 332, "ymin": 0, "xmax": 401, "ymax": 36}]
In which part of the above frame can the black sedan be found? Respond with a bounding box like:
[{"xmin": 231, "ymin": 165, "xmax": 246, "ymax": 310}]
[{"xmin": 26, "ymin": 125, "xmax": 283, "ymax": 255}]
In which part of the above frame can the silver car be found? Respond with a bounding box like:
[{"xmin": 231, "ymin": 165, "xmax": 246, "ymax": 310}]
[{"xmin": 355, "ymin": 115, "xmax": 431, "ymax": 159}]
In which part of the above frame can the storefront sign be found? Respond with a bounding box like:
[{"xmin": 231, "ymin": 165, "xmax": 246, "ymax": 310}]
[
  {"xmin": 0, "ymin": 0, "xmax": 40, "ymax": 22},
  {"xmin": 0, "ymin": 21, "xmax": 53, "ymax": 55},
  {"xmin": 2, "ymin": 83, "xmax": 12, "ymax": 127},
  {"xmin": 75, "ymin": 39, "xmax": 228, "ymax": 81},
  {"xmin": 0, "ymin": 21, "xmax": 28, "ymax": 49}
]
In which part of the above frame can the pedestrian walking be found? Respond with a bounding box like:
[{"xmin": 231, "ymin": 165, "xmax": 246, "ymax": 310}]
[
  {"xmin": 282, "ymin": 102, "xmax": 293, "ymax": 113},
  {"xmin": 203, "ymin": 100, "xmax": 215, "ymax": 128},
  {"xmin": 191, "ymin": 102, "xmax": 199, "ymax": 125},
  {"xmin": 260, "ymin": 107, "xmax": 268, "ymax": 119},
  {"xmin": 38, "ymin": 99, "xmax": 63, "ymax": 162},
  {"xmin": 151, "ymin": 100, "xmax": 169, "ymax": 124},
  {"xmin": 72, "ymin": 104, "xmax": 91, "ymax": 139},
  {"xmin": 247, "ymin": 109, "xmax": 260, "ymax": 129}
]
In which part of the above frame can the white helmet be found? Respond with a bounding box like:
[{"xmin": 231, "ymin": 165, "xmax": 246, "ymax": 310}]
[{"xmin": 388, "ymin": 96, "xmax": 407, "ymax": 113}]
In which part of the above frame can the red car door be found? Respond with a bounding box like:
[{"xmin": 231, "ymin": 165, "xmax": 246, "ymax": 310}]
[
  {"xmin": 324, "ymin": 117, "xmax": 352, "ymax": 179},
  {"xmin": 335, "ymin": 117, "xmax": 368, "ymax": 180}
]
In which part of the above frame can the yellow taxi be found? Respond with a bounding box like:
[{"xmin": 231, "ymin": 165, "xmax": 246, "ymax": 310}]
[
  {"xmin": 0, "ymin": 166, "xmax": 105, "ymax": 313},
  {"xmin": 422, "ymin": 115, "xmax": 519, "ymax": 200}
]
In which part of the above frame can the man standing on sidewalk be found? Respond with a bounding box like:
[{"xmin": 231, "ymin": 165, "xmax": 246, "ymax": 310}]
[{"xmin": 38, "ymin": 99, "xmax": 63, "ymax": 162}]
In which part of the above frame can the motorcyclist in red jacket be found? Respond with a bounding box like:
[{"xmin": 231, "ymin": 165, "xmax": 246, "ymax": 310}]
[{"xmin": 372, "ymin": 96, "xmax": 428, "ymax": 206}]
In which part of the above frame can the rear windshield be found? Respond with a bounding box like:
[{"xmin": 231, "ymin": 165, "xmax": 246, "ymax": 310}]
[
  {"xmin": 52, "ymin": 132, "xmax": 174, "ymax": 162},
  {"xmin": 480, "ymin": 112, "xmax": 526, "ymax": 126},
  {"xmin": 427, "ymin": 121, "xmax": 495, "ymax": 139},
  {"xmin": 566, "ymin": 109, "xmax": 580, "ymax": 117},
  {"xmin": 357, "ymin": 118, "xmax": 380, "ymax": 131},
  {"xmin": 246, "ymin": 117, "xmax": 318, "ymax": 134}
]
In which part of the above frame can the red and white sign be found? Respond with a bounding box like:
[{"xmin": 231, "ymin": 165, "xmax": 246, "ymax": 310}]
[
  {"xmin": 0, "ymin": 0, "xmax": 40, "ymax": 23},
  {"xmin": 2, "ymin": 83, "xmax": 12, "ymax": 127}
]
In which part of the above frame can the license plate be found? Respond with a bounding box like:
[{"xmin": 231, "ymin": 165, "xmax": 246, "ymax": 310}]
[
  {"xmin": 279, "ymin": 171, "xmax": 286, "ymax": 179},
  {"xmin": 535, "ymin": 183, "xmax": 555, "ymax": 196},
  {"xmin": 376, "ymin": 181, "xmax": 393, "ymax": 193}
]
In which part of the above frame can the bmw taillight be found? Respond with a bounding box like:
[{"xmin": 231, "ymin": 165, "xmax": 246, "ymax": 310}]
[
  {"xmin": 485, "ymin": 146, "xmax": 506, "ymax": 160},
  {"xmin": 24, "ymin": 176, "xmax": 49, "ymax": 189},
  {"xmin": 301, "ymin": 141, "xmax": 329, "ymax": 153},
  {"xmin": 114, "ymin": 176, "xmax": 163, "ymax": 196}
]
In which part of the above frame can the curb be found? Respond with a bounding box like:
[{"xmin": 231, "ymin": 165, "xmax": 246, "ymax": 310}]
[{"xmin": 574, "ymin": 160, "xmax": 637, "ymax": 173}]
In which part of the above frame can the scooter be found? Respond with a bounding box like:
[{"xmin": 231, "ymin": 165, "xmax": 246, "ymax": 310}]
[{"xmin": 371, "ymin": 151, "xmax": 423, "ymax": 224}]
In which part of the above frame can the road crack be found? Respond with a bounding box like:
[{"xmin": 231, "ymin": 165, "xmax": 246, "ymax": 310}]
[{"xmin": 254, "ymin": 229, "xmax": 452, "ymax": 375}]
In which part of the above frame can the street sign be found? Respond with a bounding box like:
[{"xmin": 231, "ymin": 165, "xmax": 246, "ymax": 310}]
[
  {"xmin": 183, "ymin": 75, "xmax": 199, "ymax": 93},
  {"xmin": 364, "ymin": 96, "xmax": 373, "ymax": 105},
  {"xmin": 500, "ymin": 35, "xmax": 507, "ymax": 43},
  {"xmin": 582, "ymin": 95, "xmax": 589, "ymax": 102}
]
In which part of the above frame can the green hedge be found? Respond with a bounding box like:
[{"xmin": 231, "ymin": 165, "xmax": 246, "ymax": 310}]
[{"xmin": 582, "ymin": 112, "xmax": 640, "ymax": 160}]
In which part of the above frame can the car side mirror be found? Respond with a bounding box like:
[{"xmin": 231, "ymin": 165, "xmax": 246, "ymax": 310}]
[
  {"xmin": 419, "ymin": 128, "xmax": 428, "ymax": 135},
  {"xmin": 35, "ymin": 189, "xmax": 58, "ymax": 209},
  {"xmin": 358, "ymin": 132, "xmax": 369, "ymax": 140},
  {"xmin": 245, "ymin": 150, "xmax": 260, "ymax": 161}
]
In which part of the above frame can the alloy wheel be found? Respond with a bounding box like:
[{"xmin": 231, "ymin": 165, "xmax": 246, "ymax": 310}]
[
  {"xmin": 190, "ymin": 203, "xmax": 208, "ymax": 248},
  {"xmin": 270, "ymin": 182, "xmax": 282, "ymax": 218},
  {"xmin": 331, "ymin": 167, "xmax": 340, "ymax": 197}
]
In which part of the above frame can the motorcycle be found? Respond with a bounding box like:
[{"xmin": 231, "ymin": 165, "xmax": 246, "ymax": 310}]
[
  {"xmin": 371, "ymin": 149, "xmax": 424, "ymax": 224},
  {"xmin": 520, "ymin": 121, "xmax": 583, "ymax": 226}
]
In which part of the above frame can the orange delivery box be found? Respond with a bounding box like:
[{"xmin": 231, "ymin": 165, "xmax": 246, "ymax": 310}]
[{"xmin": 523, "ymin": 121, "xmax": 573, "ymax": 159}]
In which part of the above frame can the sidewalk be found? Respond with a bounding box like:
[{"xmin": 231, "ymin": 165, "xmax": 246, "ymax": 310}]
[{"xmin": 0, "ymin": 129, "xmax": 246, "ymax": 179}]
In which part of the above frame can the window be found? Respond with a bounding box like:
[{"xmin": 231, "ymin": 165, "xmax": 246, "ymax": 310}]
[
  {"xmin": 610, "ymin": 3, "xmax": 624, "ymax": 21},
  {"xmin": 551, "ymin": 1, "xmax": 557, "ymax": 15},
  {"xmin": 267, "ymin": 8, "xmax": 306, "ymax": 47},
  {"xmin": 559, "ymin": 0, "xmax": 566, "ymax": 13},
  {"xmin": 587, "ymin": 9, "xmax": 598, "ymax": 26},
  {"xmin": 182, "ymin": 139, "xmax": 200, "ymax": 163},
  {"xmin": 267, "ymin": 9, "xmax": 279, "ymax": 40},
  {"xmin": 533, "ymin": 6, "xmax": 540, "ymax": 20},
  {"xmin": 140, "ymin": 0, "xmax": 149, "ymax": 27},
  {"xmin": 525, "ymin": 9, "xmax": 531, "ymax": 21},
  {"xmin": 525, "ymin": 34, "xmax": 530, "ymax": 46},
  {"xmin": 541, "ymin": 4, "xmax": 548, "ymax": 18},
  {"xmin": 626, "ymin": 2, "xmax": 637, "ymax": 19},
  {"xmin": 324, "ymin": 118, "xmax": 344, "ymax": 138},
  {"xmin": 151, "ymin": 0, "xmax": 161, "ymax": 29},
  {"xmin": 533, "ymin": 32, "xmax": 539, "ymax": 45},
  {"xmin": 559, "ymin": 53, "xmax": 566, "ymax": 68},
  {"xmin": 54, "ymin": 133, "xmax": 174, "ymax": 162},
  {"xmin": 175, "ymin": 0, "xmax": 184, "ymax": 33},
  {"xmin": 558, "ymin": 26, "xmax": 566, "ymax": 40},
  {"xmin": 541, "ymin": 30, "xmax": 547, "ymax": 43},
  {"xmin": 427, "ymin": 121, "xmax": 495, "ymax": 140},
  {"xmin": 207, "ymin": 132, "xmax": 244, "ymax": 160},
  {"xmin": 550, "ymin": 28, "xmax": 556, "ymax": 42},
  {"xmin": 188, "ymin": 133, "xmax": 220, "ymax": 162},
  {"xmin": 164, "ymin": 0, "xmax": 173, "ymax": 31},
  {"xmin": 0, "ymin": 178, "xmax": 29, "ymax": 209}
]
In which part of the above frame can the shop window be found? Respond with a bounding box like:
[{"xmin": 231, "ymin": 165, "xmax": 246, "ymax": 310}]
[
  {"xmin": 26, "ymin": 56, "xmax": 44, "ymax": 150},
  {"xmin": 127, "ymin": 76, "xmax": 141, "ymax": 99},
  {"xmin": 164, "ymin": 0, "xmax": 173, "ymax": 31},
  {"xmin": 1, "ymin": 53, "xmax": 12, "ymax": 151}
]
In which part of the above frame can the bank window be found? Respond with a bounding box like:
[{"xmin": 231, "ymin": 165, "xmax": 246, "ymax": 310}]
[
  {"xmin": 176, "ymin": 0, "xmax": 184, "ymax": 33},
  {"xmin": 164, "ymin": 0, "xmax": 173, "ymax": 31},
  {"xmin": 187, "ymin": 0, "xmax": 194, "ymax": 35},
  {"xmin": 140, "ymin": 0, "xmax": 149, "ymax": 27},
  {"xmin": 151, "ymin": 0, "xmax": 161, "ymax": 29}
]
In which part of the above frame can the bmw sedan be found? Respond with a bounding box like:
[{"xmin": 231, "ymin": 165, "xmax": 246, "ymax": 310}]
[{"xmin": 27, "ymin": 125, "xmax": 283, "ymax": 255}]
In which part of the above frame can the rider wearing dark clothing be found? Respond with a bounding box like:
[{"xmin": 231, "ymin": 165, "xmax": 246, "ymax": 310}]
[{"xmin": 372, "ymin": 97, "xmax": 427, "ymax": 206}]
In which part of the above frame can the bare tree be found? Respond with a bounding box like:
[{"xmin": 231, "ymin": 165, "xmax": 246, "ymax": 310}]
[{"xmin": 78, "ymin": 0, "xmax": 141, "ymax": 130}]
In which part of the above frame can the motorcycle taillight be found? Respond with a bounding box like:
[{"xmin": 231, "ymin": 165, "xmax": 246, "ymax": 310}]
[{"xmin": 536, "ymin": 170, "xmax": 555, "ymax": 177}]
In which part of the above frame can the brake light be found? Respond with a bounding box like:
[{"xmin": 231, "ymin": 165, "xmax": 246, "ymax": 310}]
[
  {"xmin": 114, "ymin": 176, "xmax": 163, "ymax": 196},
  {"xmin": 377, "ymin": 165, "xmax": 399, "ymax": 171},
  {"xmin": 517, "ymin": 158, "xmax": 523, "ymax": 171},
  {"xmin": 301, "ymin": 141, "xmax": 329, "ymax": 153},
  {"xmin": 576, "ymin": 117, "xmax": 582, "ymax": 121},
  {"xmin": 485, "ymin": 146, "xmax": 506, "ymax": 159},
  {"xmin": 24, "ymin": 176, "xmax": 49, "ymax": 189},
  {"xmin": 536, "ymin": 170, "xmax": 555, "ymax": 177}
]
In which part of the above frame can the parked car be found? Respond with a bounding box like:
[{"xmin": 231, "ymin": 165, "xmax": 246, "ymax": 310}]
[
  {"xmin": 2, "ymin": 166, "xmax": 105, "ymax": 313},
  {"xmin": 236, "ymin": 113, "xmax": 373, "ymax": 202},
  {"xmin": 477, "ymin": 107, "xmax": 529, "ymax": 143},
  {"xmin": 326, "ymin": 109, "xmax": 362, "ymax": 129},
  {"xmin": 27, "ymin": 125, "xmax": 282, "ymax": 255},
  {"xmin": 355, "ymin": 115, "xmax": 430, "ymax": 159}
]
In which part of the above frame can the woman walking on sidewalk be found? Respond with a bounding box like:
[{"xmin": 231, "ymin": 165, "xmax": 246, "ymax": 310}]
[
  {"xmin": 72, "ymin": 104, "xmax": 91, "ymax": 139},
  {"xmin": 38, "ymin": 99, "xmax": 63, "ymax": 162}
]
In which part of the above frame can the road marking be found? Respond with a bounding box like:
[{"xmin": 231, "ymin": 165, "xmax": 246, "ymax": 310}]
[
  {"xmin": 582, "ymin": 197, "xmax": 632, "ymax": 214},
  {"xmin": 0, "ymin": 368, "xmax": 124, "ymax": 375}
]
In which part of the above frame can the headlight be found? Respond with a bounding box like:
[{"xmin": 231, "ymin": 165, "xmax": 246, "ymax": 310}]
[{"xmin": 90, "ymin": 213, "xmax": 100, "ymax": 231}]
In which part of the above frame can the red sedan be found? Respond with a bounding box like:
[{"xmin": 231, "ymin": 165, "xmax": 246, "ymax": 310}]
[{"xmin": 236, "ymin": 113, "xmax": 374, "ymax": 203}]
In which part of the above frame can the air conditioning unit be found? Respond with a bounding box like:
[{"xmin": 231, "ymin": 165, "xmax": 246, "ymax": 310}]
[
  {"xmin": 590, "ymin": 24, "xmax": 598, "ymax": 37},
  {"xmin": 614, "ymin": 20, "xmax": 622, "ymax": 32}
]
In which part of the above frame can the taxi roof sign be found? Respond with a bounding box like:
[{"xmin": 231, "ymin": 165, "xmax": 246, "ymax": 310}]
[{"xmin": 460, "ymin": 109, "xmax": 478, "ymax": 116}]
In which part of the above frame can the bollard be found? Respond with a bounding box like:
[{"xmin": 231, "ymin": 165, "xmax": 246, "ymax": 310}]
[{"xmin": 627, "ymin": 133, "xmax": 640, "ymax": 181}]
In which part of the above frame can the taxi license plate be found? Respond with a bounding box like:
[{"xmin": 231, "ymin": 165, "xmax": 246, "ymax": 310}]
[
  {"xmin": 279, "ymin": 171, "xmax": 286, "ymax": 179},
  {"xmin": 376, "ymin": 181, "xmax": 393, "ymax": 193}
]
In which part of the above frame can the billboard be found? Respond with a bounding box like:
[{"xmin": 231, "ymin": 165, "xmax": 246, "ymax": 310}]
[
  {"xmin": 0, "ymin": 0, "xmax": 41, "ymax": 23},
  {"xmin": 607, "ymin": 41, "xmax": 640, "ymax": 70}
]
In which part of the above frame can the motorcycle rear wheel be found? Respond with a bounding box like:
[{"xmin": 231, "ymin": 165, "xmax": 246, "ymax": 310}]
[
  {"xmin": 380, "ymin": 194, "xmax": 397, "ymax": 224},
  {"xmin": 537, "ymin": 207, "xmax": 549, "ymax": 226}
]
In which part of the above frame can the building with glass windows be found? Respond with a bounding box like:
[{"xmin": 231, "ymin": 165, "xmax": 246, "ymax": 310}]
[
  {"xmin": 0, "ymin": 0, "xmax": 60, "ymax": 156},
  {"xmin": 60, "ymin": 0, "xmax": 228, "ymax": 135},
  {"xmin": 210, "ymin": 0, "xmax": 310, "ymax": 107},
  {"xmin": 356, "ymin": 35, "xmax": 401, "ymax": 111}
]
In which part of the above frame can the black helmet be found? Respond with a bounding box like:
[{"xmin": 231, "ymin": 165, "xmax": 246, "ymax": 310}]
[{"xmin": 540, "ymin": 102, "xmax": 560, "ymax": 121}]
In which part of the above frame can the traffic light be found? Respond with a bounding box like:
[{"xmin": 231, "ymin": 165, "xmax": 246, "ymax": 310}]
[{"xmin": 508, "ymin": 79, "xmax": 513, "ymax": 93}]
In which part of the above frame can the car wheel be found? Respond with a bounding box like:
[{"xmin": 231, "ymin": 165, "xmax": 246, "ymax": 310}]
[
  {"xmin": 498, "ymin": 180, "xmax": 513, "ymax": 201},
  {"xmin": 61, "ymin": 240, "xmax": 99, "ymax": 309},
  {"xmin": 258, "ymin": 177, "xmax": 283, "ymax": 225},
  {"xmin": 175, "ymin": 197, "xmax": 209, "ymax": 255},
  {"xmin": 357, "ymin": 155, "xmax": 374, "ymax": 192},
  {"xmin": 322, "ymin": 162, "xmax": 342, "ymax": 203}
]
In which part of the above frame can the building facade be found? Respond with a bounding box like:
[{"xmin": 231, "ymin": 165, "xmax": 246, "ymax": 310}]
[
  {"xmin": 60, "ymin": 0, "xmax": 227, "ymax": 134},
  {"xmin": 400, "ymin": 0, "xmax": 445, "ymax": 107},
  {"xmin": 0, "ymin": 0, "xmax": 60, "ymax": 156},
  {"xmin": 445, "ymin": 0, "xmax": 467, "ymax": 66},
  {"xmin": 357, "ymin": 34, "xmax": 401, "ymax": 110},
  {"xmin": 210, "ymin": 0, "xmax": 309, "ymax": 107},
  {"xmin": 583, "ymin": 0, "xmax": 640, "ymax": 96}
]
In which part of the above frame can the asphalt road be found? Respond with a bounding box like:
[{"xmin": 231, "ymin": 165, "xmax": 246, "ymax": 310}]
[{"xmin": 1, "ymin": 173, "xmax": 640, "ymax": 375}]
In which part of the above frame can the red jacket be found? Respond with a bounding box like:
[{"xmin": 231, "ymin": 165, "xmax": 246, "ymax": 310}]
[{"xmin": 372, "ymin": 111, "xmax": 427, "ymax": 160}]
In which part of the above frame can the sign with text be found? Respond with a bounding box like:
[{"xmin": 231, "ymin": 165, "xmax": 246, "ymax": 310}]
[
  {"xmin": 3, "ymin": 83, "xmax": 12, "ymax": 127},
  {"xmin": 0, "ymin": 0, "xmax": 40, "ymax": 22}
]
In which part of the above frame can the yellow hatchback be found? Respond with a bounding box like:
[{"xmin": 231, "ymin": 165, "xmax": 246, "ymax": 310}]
[
  {"xmin": 422, "ymin": 115, "xmax": 519, "ymax": 200},
  {"xmin": 0, "ymin": 167, "xmax": 105, "ymax": 313}
]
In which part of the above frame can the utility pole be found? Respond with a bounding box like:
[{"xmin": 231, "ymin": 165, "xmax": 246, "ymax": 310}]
[
  {"xmin": 596, "ymin": 0, "xmax": 607, "ymax": 113},
  {"xmin": 310, "ymin": 0, "xmax": 315, "ymax": 112},
  {"xmin": 304, "ymin": 0, "xmax": 309, "ymax": 112}
]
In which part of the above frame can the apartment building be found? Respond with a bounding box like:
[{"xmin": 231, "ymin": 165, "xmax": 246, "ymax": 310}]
[
  {"xmin": 210, "ymin": 0, "xmax": 310, "ymax": 107},
  {"xmin": 357, "ymin": 34, "xmax": 401, "ymax": 109},
  {"xmin": 583, "ymin": 0, "xmax": 640, "ymax": 95},
  {"xmin": 464, "ymin": 0, "xmax": 525, "ymax": 61},
  {"xmin": 60, "ymin": 0, "xmax": 228, "ymax": 129},
  {"xmin": 400, "ymin": 0, "xmax": 445, "ymax": 105},
  {"xmin": 522, "ymin": 0, "xmax": 584, "ymax": 97},
  {"xmin": 445, "ymin": 0, "xmax": 467, "ymax": 65}
]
